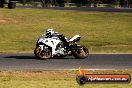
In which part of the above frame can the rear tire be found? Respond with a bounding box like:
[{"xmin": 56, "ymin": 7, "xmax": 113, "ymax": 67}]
[
  {"xmin": 34, "ymin": 46, "xmax": 51, "ymax": 60},
  {"xmin": 73, "ymin": 45, "xmax": 89, "ymax": 59}
]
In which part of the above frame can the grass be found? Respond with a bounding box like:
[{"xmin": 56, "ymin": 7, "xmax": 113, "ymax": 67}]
[
  {"xmin": 0, "ymin": 70, "xmax": 132, "ymax": 88},
  {"xmin": 0, "ymin": 8, "xmax": 132, "ymax": 53}
]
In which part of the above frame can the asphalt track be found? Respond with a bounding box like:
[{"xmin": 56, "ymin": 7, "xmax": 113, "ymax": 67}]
[{"xmin": 0, "ymin": 53, "xmax": 132, "ymax": 70}]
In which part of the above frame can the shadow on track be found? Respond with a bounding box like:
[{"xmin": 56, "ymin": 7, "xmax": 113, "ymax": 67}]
[
  {"xmin": 5, "ymin": 56, "xmax": 37, "ymax": 60},
  {"xmin": 4, "ymin": 55, "xmax": 75, "ymax": 60}
]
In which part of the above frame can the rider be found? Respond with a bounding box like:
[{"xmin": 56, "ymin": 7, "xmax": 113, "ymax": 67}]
[
  {"xmin": 45, "ymin": 29, "xmax": 55, "ymax": 38},
  {"xmin": 45, "ymin": 29, "xmax": 69, "ymax": 48}
]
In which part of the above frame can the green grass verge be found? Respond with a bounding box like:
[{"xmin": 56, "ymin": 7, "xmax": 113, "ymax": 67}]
[
  {"xmin": 0, "ymin": 8, "xmax": 132, "ymax": 53},
  {"xmin": 0, "ymin": 70, "xmax": 132, "ymax": 88}
]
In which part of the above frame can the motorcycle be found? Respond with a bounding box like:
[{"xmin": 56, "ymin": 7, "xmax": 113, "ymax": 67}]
[{"xmin": 34, "ymin": 32, "xmax": 89, "ymax": 60}]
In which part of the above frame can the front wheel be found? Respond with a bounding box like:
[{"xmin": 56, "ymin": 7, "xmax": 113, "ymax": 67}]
[
  {"xmin": 72, "ymin": 45, "xmax": 89, "ymax": 59},
  {"xmin": 34, "ymin": 46, "xmax": 52, "ymax": 60}
]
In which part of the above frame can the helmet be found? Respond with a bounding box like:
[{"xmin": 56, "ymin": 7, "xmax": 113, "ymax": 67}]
[{"xmin": 46, "ymin": 29, "xmax": 54, "ymax": 38}]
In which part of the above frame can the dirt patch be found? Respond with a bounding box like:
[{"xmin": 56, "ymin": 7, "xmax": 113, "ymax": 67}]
[
  {"xmin": 0, "ymin": 19, "xmax": 6, "ymax": 23},
  {"xmin": 0, "ymin": 18, "xmax": 18, "ymax": 23},
  {"xmin": 0, "ymin": 70, "xmax": 131, "ymax": 78},
  {"xmin": 0, "ymin": 71, "xmax": 76, "ymax": 78}
]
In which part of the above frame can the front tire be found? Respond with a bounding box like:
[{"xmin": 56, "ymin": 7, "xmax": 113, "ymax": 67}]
[
  {"xmin": 73, "ymin": 45, "xmax": 89, "ymax": 59},
  {"xmin": 34, "ymin": 46, "xmax": 51, "ymax": 60}
]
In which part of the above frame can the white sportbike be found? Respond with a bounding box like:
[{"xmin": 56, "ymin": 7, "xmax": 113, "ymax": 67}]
[{"xmin": 34, "ymin": 32, "xmax": 89, "ymax": 60}]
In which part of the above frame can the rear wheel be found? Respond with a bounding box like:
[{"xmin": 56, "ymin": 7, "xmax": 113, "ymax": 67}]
[
  {"xmin": 73, "ymin": 45, "xmax": 89, "ymax": 59},
  {"xmin": 34, "ymin": 46, "xmax": 51, "ymax": 60}
]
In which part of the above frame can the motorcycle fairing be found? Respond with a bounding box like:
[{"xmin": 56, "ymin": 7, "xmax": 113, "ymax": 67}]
[{"xmin": 37, "ymin": 37, "xmax": 61, "ymax": 56}]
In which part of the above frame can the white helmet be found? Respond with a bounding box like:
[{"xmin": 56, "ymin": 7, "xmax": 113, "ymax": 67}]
[{"xmin": 46, "ymin": 29, "xmax": 54, "ymax": 37}]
